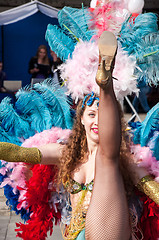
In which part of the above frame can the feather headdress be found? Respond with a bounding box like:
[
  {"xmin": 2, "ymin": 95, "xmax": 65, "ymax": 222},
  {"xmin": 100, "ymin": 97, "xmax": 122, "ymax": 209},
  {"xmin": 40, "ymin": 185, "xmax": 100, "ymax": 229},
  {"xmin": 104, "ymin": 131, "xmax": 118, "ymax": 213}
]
[
  {"xmin": 59, "ymin": 40, "xmax": 138, "ymax": 101},
  {"xmin": 46, "ymin": 6, "xmax": 159, "ymax": 101}
]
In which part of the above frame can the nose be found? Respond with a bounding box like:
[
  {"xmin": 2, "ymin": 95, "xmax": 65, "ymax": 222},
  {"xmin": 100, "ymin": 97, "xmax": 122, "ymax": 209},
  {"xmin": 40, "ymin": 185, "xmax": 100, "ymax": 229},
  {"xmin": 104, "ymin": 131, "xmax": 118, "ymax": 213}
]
[{"xmin": 94, "ymin": 115, "xmax": 98, "ymax": 125}]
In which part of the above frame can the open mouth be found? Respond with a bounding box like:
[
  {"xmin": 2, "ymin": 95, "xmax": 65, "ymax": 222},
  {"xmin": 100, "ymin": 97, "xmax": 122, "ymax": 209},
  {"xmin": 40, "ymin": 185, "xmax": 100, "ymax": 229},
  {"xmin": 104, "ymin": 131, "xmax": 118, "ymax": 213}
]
[{"xmin": 92, "ymin": 128, "xmax": 98, "ymax": 134}]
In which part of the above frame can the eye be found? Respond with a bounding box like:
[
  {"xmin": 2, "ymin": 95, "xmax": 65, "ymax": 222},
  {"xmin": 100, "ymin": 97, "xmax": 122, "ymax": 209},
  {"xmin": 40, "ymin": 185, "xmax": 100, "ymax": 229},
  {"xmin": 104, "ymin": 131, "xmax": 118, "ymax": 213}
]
[{"xmin": 88, "ymin": 113, "xmax": 95, "ymax": 117}]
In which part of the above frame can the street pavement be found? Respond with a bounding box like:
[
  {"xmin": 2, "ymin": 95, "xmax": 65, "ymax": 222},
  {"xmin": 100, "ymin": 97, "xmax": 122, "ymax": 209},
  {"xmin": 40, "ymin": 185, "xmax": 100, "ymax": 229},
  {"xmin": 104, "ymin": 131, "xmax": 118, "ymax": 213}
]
[
  {"xmin": 0, "ymin": 200, "xmax": 63, "ymax": 240},
  {"xmin": 0, "ymin": 114, "xmax": 146, "ymax": 240}
]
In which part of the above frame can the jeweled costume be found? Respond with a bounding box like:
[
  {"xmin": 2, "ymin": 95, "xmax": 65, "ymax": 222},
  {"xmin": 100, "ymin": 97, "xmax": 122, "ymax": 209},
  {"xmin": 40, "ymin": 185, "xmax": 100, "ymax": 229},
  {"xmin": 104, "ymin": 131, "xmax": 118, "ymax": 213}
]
[{"xmin": 61, "ymin": 178, "xmax": 93, "ymax": 239}]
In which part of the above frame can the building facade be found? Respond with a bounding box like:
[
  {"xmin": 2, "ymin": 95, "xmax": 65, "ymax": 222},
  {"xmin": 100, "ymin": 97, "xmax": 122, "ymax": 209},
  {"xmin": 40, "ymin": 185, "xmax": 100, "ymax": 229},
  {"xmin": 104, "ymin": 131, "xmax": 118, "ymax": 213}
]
[{"xmin": 0, "ymin": 0, "xmax": 159, "ymax": 12}]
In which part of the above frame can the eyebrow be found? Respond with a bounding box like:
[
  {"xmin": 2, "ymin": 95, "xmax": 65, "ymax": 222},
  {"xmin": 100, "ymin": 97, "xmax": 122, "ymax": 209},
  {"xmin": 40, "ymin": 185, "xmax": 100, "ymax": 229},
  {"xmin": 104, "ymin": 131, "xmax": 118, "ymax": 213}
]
[{"xmin": 87, "ymin": 109, "xmax": 97, "ymax": 112}]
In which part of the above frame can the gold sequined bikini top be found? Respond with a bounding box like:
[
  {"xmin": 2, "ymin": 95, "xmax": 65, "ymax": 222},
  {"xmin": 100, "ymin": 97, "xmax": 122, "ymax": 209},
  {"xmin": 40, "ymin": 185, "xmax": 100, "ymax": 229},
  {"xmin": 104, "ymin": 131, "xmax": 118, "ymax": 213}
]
[
  {"xmin": 61, "ymin": 178, "xmax": 94, "ymax": 239},
  {"xmin": 64, "ymin": 178, "xmax": 94, "ymax": 194}
]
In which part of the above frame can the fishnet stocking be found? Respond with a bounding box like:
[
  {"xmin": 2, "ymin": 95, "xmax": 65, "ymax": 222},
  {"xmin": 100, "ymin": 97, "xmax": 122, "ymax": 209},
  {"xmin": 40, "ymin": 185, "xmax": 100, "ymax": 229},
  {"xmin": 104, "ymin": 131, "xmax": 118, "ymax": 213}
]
[{"xmin": 85, "ymin": 159, "xmax": 131, "ymax": 240}]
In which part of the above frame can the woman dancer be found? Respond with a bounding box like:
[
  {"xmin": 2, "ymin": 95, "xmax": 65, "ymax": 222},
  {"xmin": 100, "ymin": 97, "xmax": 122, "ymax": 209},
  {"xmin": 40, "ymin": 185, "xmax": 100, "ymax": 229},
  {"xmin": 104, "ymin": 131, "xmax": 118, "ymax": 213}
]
[{"xmin": 0, "ymin": 31, "xmax": 158, "ymax": 240}]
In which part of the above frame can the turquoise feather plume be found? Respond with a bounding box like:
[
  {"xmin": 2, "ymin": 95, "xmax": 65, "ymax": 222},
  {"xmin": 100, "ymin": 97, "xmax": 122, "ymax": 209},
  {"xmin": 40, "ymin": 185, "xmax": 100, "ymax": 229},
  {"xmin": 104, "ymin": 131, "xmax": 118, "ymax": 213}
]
[
  {"xmin": 135, "ymin": 32, "xmax": 159, "ymax": 86},
  {"xmin": 0, "ymin": 125, "xmax": 21, "ymax": 145},
  {"xmin": 119, "ymin": 13, "xmax": 159, "ymax": 86},
  {"xmin": 33, "ymin": 80, "xmax": 73, "ymax": 130},
  {"xmin": 15, "ymin": 86, "xmax": 53, "ymax": 133},
  {"xmin": 58, "ymin": 7, "xmax": 95, "ymax": 42},
  {"xmin": 119, "ymin": 13, "xmax": 158, "ymax": 56},
  {"xmin": 45, "ymin": 24, "xmax": 76, "ymax": 61},
  {"xmin": 151, "ymin": 134, "xmax": 159, "ymax": 161},
  {"xmin": 0, "ymin": 81, "xmax": 73, "ymax": 146},
  {"xmin": 149, "ymin": 132, "xmax": 159, "ymax": 161},
  {"xmin": 0, "ymin": 97, "xmax": 33, "ymax": 140},
  {"xmin": 140, "ymin": 103, "xmax": 159, "ymax": 147}
]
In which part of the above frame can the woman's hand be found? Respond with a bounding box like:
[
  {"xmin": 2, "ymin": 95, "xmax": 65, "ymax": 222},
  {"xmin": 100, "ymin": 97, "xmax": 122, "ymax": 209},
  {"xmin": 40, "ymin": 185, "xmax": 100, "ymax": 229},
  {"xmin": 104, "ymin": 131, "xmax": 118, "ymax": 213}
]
[{"xmin": 30, "ymin": 68, "xmax": 39, "ymax": 74}]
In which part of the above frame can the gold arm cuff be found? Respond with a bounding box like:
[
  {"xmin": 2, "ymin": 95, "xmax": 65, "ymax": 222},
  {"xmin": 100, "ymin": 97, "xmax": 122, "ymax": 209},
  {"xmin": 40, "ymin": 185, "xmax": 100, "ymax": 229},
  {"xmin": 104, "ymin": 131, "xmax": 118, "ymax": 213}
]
[
  {"xmin": 0, "ymin": 142, "xmax": 42, "ymax": 164},
  {"xmin": 137, "ymin": 175, "xmax": 159, "ymax": 205}
]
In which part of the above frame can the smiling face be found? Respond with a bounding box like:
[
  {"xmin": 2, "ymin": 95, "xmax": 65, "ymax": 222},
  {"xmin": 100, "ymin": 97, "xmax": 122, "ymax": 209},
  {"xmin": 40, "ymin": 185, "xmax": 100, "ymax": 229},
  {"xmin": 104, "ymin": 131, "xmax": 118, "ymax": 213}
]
[{"xmin": 81, "ymin": 100, "xmax": 99, "ymax": 144}]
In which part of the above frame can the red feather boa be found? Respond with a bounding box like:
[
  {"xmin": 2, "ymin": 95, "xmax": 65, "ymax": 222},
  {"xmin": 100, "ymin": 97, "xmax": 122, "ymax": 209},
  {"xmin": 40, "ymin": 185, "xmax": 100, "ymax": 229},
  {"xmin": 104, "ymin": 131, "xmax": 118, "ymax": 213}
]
[
  {"xmin": 138, "ymin": 194, "xmax": 159, "ymax": 240},
  {"xmin": 15, "ymin": 164, "xmax": 61, "ymax": 240}
]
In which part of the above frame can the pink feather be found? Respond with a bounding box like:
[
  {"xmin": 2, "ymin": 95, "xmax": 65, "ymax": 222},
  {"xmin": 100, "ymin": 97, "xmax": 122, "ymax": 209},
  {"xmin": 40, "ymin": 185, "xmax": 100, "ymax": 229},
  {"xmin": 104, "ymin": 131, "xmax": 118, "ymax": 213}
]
[
  {"xmin": 113, "ymin": 45, "xmax": 139, "ymax": 100},
  {"xmin": 0, "ymin": 127, "xmax": 71, "ymax": 210},
  {"xmin": 22, "ymin": 127, "xmax": 71, "ymax": 148},
  {"xmin": 16, "ymin": 127, "xmax": 71, "ymax": 207},
  {"xmin": 131, "ymin": 144, "xmax": 159, "ymax": 182},
  {"xmin": 59, "ymin": 40, "xmax": 138, "ymax": 101}
]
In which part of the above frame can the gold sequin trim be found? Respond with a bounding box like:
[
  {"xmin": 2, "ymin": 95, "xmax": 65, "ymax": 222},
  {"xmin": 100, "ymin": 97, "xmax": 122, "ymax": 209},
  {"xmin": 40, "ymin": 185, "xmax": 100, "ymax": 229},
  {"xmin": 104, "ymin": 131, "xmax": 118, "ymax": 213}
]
[
  {"xmin": 137, "ymin": 175, "xmax": 159, "ymax": 205},
  {"xmin": 0, "ymin": 142, "xmax": 42, "ymax": 164}
]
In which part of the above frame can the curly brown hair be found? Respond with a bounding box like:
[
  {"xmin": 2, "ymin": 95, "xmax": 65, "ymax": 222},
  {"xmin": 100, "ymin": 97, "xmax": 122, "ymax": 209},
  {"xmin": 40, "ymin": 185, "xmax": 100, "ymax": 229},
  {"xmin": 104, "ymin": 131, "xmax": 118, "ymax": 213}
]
[
  {"xmin": 58, "ymin": 94, "xmax": 134, "ymax": 197},
  {"xmin": 58, "ymin": 98, "xmax": 87, "ymax": 184}
]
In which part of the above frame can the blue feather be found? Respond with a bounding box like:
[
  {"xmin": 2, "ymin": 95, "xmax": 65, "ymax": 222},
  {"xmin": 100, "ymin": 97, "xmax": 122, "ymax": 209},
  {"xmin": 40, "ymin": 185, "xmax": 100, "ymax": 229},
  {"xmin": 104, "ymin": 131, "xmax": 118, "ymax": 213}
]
[
  {"xmin": 148, "ymin": 132, "xmax": 159, "ymax": 161},
  {"xmin": 58, "ymin": 7, "xmax": 95, "ymax": 42},
  {"xmin": 0, "ymin": 161, "xmax": 4, "ymax": 168},
  {"xmin": 119, "ymin": 13, "xmax": 158, "ymax": 56},
  {"xmin": 0, "ymin": 126, "xmax": 22, "ymax": 145},
  {"xmin": 0, "ymin": 173, "xmax": 6, "ymax": 182},
  {"xmin": 151, "ymin": 134, "xmax": 159, "ymax": 161},
  {"xmin": 45, "ymin": 24, "xmax": 76, "ymax": 61},
  {"xmin": 133, "ymin": 128, "xmax": 142, "ymax": 145},
  {"xmin": 0, "ymin": 97, "xmax": 32, "ymax": 140},
  {"xmin": 135, "ymin": 32, "xmax": 159, "ymax": 86},
  {"xmin": 119, "ymin": 13, "xmax": 159, "ymax": 86},
  {"xmin": 128, "ymin": 122, "xmax": 142, "ymax": 145},
  {"xmin": 33, "ymin": 80, "xmax": 73, "ymax": 129},
  {"xmin": 15, "ymin": 86, "xmax": 53, "ymax": 133},
  {"xmin": 3, "ymin": 185, "xmax": 31, "ymax": 221},
  {"xmin": 132, "ymin": 126, "xmax": 141, "ymax": 144},
  {"xmin": 140, "ymin": 103, "xmax": 159, "ymax": 146}
]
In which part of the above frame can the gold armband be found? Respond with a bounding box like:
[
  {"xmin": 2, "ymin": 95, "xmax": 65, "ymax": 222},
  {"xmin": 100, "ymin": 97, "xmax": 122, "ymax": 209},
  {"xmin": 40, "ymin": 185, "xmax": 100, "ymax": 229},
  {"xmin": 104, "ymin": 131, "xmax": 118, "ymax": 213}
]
[
  {"xmin": 0, "ymin": 142, "xmax": 42, "ymax": 164},
  {"xmin": 137, "ymin": 175, "xmax": 159, "ymax": 205}
]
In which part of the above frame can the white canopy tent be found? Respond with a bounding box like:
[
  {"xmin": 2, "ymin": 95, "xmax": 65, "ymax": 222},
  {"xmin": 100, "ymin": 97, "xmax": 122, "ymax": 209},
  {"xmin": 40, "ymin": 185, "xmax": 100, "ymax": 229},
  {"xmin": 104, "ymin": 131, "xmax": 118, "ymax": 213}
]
[
  {"xmin": 0, "ymin": 0, "xmax": 59, "ymax": 86},
  {"xmin": 0, "ymin": 0, "xmax": 59, "ymax": 25}
]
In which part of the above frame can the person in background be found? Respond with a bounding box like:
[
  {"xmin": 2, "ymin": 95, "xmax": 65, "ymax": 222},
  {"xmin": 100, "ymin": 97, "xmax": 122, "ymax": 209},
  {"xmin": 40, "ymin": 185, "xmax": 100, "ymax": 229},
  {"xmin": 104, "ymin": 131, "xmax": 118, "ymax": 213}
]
[
  {"xmin": 28, "ymin": 45, "xmax": 51, "ymax": 80},
  {"xmin": 0, "ymin": 61, "xmax": 7, "ymax": 92}
]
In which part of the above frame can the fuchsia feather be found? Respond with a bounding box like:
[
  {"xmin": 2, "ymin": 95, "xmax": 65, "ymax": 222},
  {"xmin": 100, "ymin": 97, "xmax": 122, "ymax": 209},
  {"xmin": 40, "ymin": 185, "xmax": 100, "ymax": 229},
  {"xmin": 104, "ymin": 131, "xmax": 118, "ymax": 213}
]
[{"xmin": 90, "ymin": 2, "xmax": 129, "ymax": 37}]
